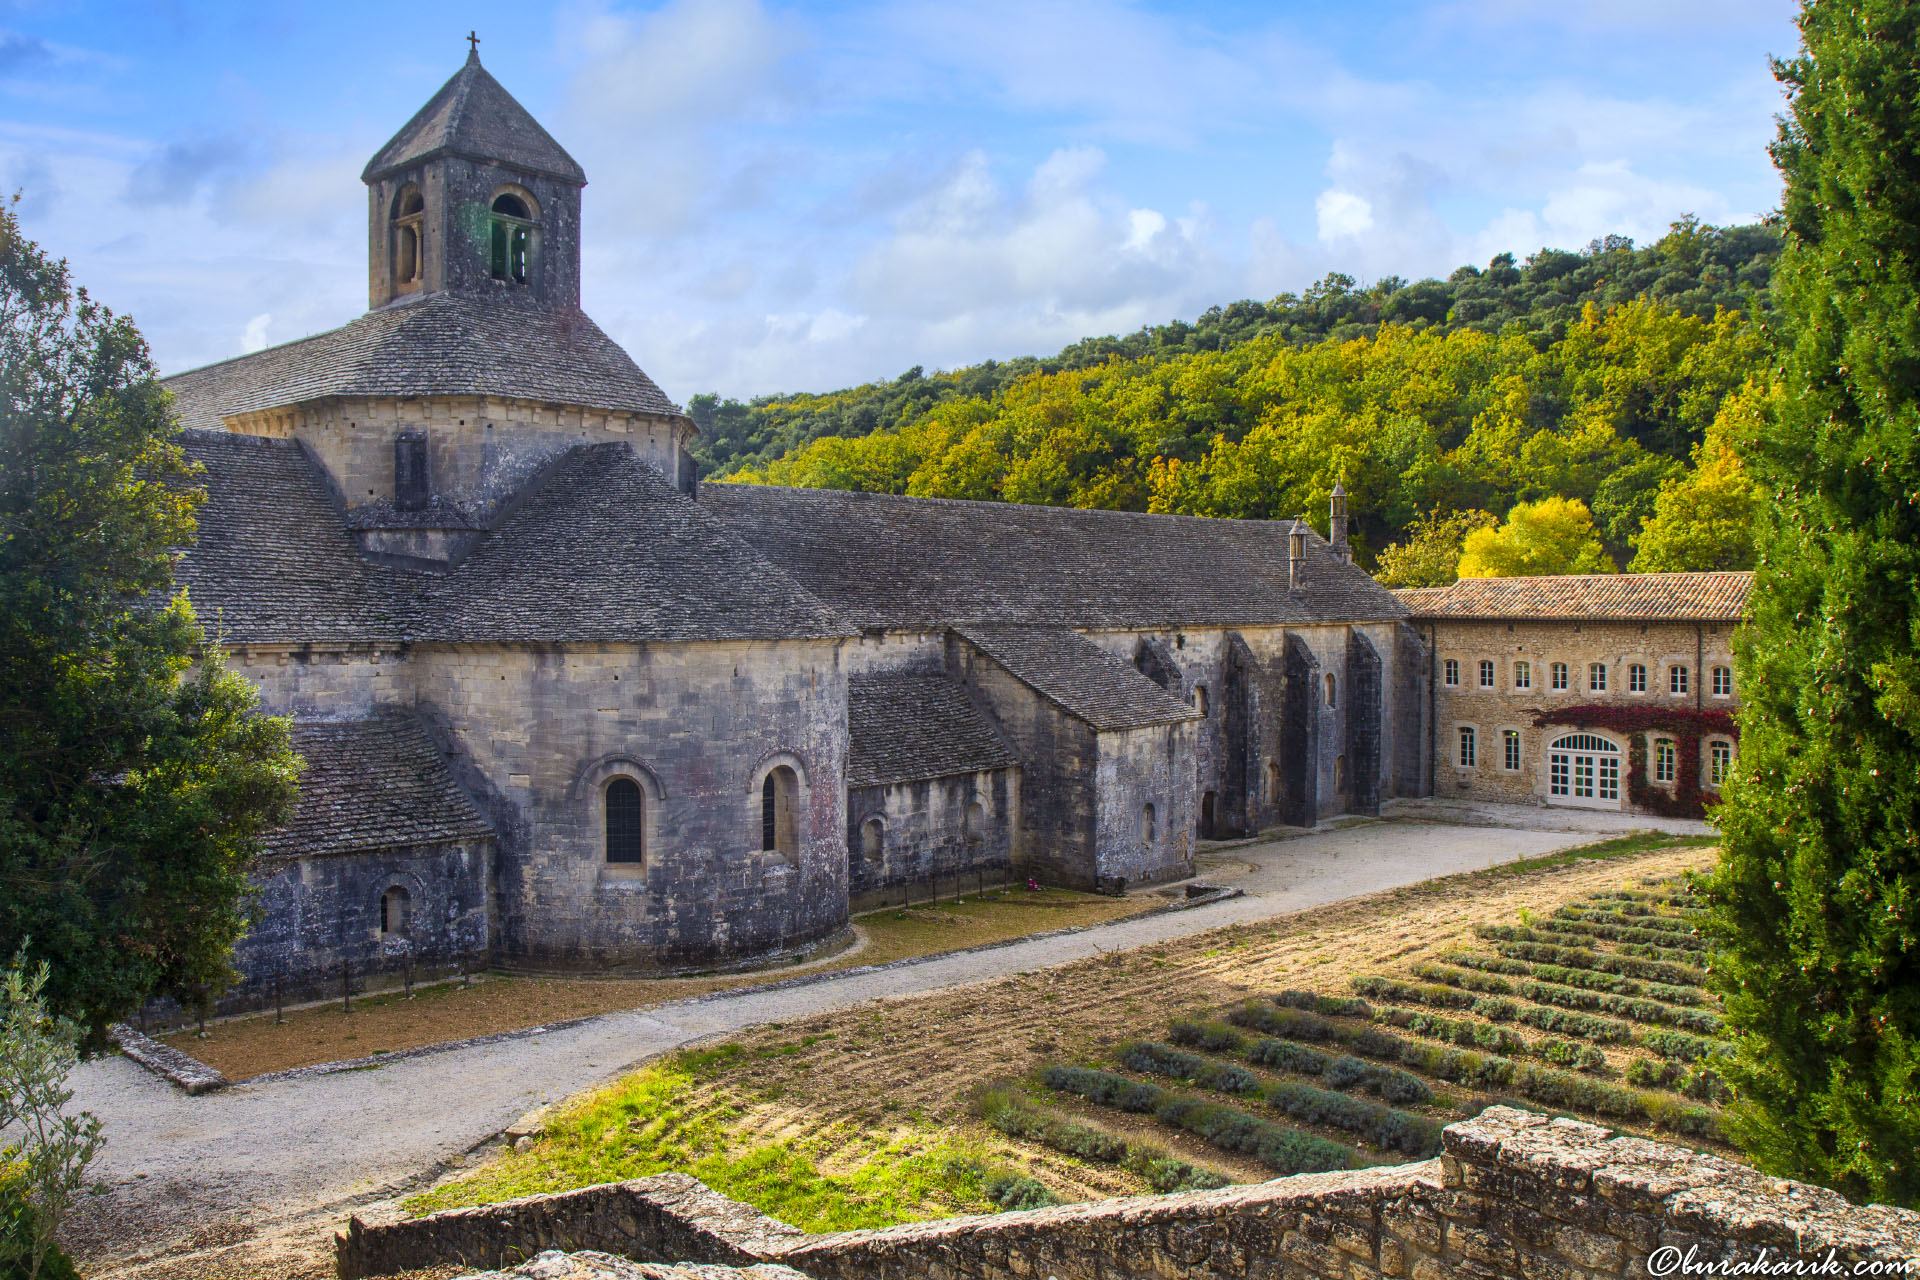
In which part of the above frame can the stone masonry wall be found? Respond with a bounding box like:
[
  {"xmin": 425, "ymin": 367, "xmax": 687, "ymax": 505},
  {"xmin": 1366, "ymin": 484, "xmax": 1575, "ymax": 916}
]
[
  {"xmin": 949, "ymin": 637, "xmax": 1101, "ymax": 889},
  {"xmin": 1422, "ymin": 620, "xmax": 1739, "ymax": 812},
  {"xmin": 232, "ymin": 395, "xmax": 693, "ymax": 540},
  {"xmin": 845, "ymin": 768, "xmax": 1020, "ymax": 910},
  {"xmin": 1091, "ymin": 722, "xmax": 1196, "ymax": 888},
  {"xmin": 418, "ymin": 639, "xmax": 850, "ymax": 973},
  {"xmin": 337, "ymin": 1108, "xmax": 1920, "ymax": 1279}
]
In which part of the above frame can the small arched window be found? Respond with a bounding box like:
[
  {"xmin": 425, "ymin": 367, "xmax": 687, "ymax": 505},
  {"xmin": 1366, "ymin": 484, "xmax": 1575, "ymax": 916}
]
[
  {"xmin": 859, "ymin": 817, "xmax": 884, "ymax": 863},
  {"xmin": 605, "ymin": 777, "xmax": 645, "ymax": 864},
  {"xmin": 762, "ymin": 766, "xmax": 799, "ymax": 864},
  {"xmin": 1266, "ymin": 759, "xmax": 1281, "ymax": 800},
  {"xmin": 1195, "ymin": 685, "xmax": 1209, "ymax": 717},
  {"xmin": 379, "ymin": 885, "xmax": 412, "ymax": 936},
  {"xmin": 1141, "ymin": 803, "xmax": 1157, "ymax": 846},
  {"xmin": 1324, "ymin": 673, "xmax": 1337, "ymax": 708},
  {"xmin": 490, "ymin": 192, "xmax": 532, "ymax": 284},
  {"xmin": 392, "ymin": 187, "xmax": 424, "ymax": 292}
]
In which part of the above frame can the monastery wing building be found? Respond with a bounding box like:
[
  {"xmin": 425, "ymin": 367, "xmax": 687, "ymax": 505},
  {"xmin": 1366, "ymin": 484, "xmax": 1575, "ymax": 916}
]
[
  {"xmin": 1398, "ymin": 572, "xmax": 1752, "ymax": 816},
  {"xmin": 161, "ymin": 52, "xmax": 1427, "ymax": 1009}
]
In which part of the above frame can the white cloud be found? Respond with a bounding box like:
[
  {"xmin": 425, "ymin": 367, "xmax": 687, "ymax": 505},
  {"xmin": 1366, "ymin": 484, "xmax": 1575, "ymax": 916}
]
[
  {"xmin": 241, "ymin": 312, "xmax": 272, "ymax": 352},
  {"xmin": 1314, "ymin": 189, "xmax": 1373, "ymax": 242}
]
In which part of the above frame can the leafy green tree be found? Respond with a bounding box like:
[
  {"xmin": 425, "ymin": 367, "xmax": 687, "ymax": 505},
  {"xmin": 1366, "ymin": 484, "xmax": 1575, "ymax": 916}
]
[
  {"xmin": 1, "ymin": 954, "xmax": 100, "ymax": 1280},
  {"xmin": 1456, "ymin": 497, "xmax": 1615, "ymax": 577},
  {"xmin": 1702, "ymin": 0, "xmax": 1920, "ymax": 1207},
  {"xmin": 1629, "ymin": 383, "xmax": 1765, "ymax": 571},
  {"xmin": 0, "ymin": 202, "xmax": 298, "ymax": 1044},
  {"xmin": 1373, "ymin": 509, "xmax": 1496, "ymax": 588}
]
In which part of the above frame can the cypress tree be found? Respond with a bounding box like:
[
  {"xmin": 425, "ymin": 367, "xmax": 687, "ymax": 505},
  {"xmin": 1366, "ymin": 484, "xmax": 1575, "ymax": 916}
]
[{"xmin": 1704, "ymin": 0, "xmax": 1920, "ymax": 1204}]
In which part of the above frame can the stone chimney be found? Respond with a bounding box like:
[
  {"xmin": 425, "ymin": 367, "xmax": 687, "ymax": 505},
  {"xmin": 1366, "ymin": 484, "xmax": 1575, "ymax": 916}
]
[
  {"xmin": 1329, "ymin": 483, "xmax": 1350, "ymax": 565},
  {"xmin": 1288, "ymin": 518, "xmax": 1308, "ymax": 591}
]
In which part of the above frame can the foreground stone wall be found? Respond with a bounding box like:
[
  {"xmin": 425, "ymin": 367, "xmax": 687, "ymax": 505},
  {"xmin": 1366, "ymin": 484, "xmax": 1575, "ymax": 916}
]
[{"xmin": 338, "ymin": 1108, "xmax": 1920, "ymax": 1280}]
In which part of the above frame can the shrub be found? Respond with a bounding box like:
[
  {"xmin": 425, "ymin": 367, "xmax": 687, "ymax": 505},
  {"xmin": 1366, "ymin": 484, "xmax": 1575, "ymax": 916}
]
[
  {"xmin": 1246, "ymin": 1038, "xmax": 1332, "ymax": 1077},
  {"xmin": 1151, "ymin": 1095, "xmax": 1355, "ymax": 1175},
  {"xmin": 985, "ymin": 1173, "xmax": 1060, "ymax": 1211},
  {"xmin": 1513, "ymin": 1003, "xmax": 1633, "ymax": 1042},
  {"xmin": 1270, "ymin": 990, "xmax": 1372, "ymax": 1018},
  {"xmin": 1322, "ymin": 1055, "xmax": 1434, "ymax": 1106},
  {"xmin": 1527, "ymin": 963, "xmax": 1706, "ymax": 1007},
  {"xmin": 1638, "ymin": 1030, "xmax": 1728, "ymax": 1063},
  {"xmin": 1410, "ymin": 963, "xmax": 1513, "ymax": 995},
  {"xmin": 1519, "ymin": 981, "xmax": 1722, "ymax": 1033},
  {"xmin": 1167, "ymin": 1020, "xmax": 1247, "ymax": 1055},
  {"xmin": 1261, "ymin": 1080, "xmax": 1443, "ymax": 1157},
  {"xmin": 1536, "ymin": 1039, "xmax": 1611, "ymax": 1072},
  {"xmin": 1228, "ymin": 1001, "xmax": 1333, "ymax": 1042},
  {"xmin": 1377, "ymin": 1006, "xmax": 1528, "ymax": 1057},
  {"xmin": 1486, "ymin": 939, "xmax": 1706, "ymax": 987},
  {"xmin": 1437, "ymin": 951, "xmax": 1531, "ymax": 978},
  {"xmin": 973, "ymin": 1082, "xmax": 1233, "ymax": 1192},
  {"xmin": 1539, "ymin": 917, "xmax": 1707, "ymax": 952},
  {"xmin": 0, "ymin": 957, "xmax": 103, "ymax": 1280},
  {"xmin": 1350, "ymin": 976, "xmax": 1476, "ymax": 1010},
  {"xmin": 1119, "ymin": 1042, "xmax": 1259, "ymax": 1096},
  {"xmin": 1040, "ymin": 1065, "xmax": 1162, "ymax": 1113}
]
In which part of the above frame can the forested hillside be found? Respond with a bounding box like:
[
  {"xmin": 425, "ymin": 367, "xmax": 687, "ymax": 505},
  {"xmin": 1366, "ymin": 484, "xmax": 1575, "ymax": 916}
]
[{"xmin": 691, "ymin": 218, "xmax": 1780, "ymax": 581}]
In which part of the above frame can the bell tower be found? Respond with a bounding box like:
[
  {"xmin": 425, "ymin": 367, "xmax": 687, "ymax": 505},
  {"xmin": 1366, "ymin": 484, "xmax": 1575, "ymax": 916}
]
[{"xmin": 362, "ymin": 42, "xmax": 587, "ymax": 312}]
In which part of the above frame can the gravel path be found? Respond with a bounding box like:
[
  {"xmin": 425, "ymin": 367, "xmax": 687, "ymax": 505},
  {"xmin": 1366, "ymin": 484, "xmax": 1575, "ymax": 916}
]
[{"xmin": 67, "ymin": 815, "xmax": 1673, "ymax": 1276}]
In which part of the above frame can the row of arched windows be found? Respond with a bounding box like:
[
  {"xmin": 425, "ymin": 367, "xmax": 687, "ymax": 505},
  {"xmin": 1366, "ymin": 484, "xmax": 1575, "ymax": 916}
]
[
  {"xmin": 388, "ymin": 184, "xmax": 537, "ymax": 293},
  {"xmin": 600, "ymin": 763, "xmax": 802, "ymax": 871}
]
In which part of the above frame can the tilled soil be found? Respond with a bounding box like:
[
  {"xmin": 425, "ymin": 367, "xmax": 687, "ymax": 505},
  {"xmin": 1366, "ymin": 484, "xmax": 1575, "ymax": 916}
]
[{"xmin": 419, "ymin": 844, "xmax": 1713, "ymax": 1212}]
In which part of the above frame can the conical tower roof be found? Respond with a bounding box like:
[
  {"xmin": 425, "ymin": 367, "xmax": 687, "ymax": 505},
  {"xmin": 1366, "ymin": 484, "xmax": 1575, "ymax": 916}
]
[{"xmin": 362, "ymin": 47, "xmax": 585, "ymax": 185}]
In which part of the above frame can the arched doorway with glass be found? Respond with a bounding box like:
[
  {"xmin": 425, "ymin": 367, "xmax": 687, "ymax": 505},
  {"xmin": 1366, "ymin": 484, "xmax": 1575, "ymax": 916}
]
[{"xmin": 1546, "ymin": 732, "xmax": 1622, "ymax": 809}]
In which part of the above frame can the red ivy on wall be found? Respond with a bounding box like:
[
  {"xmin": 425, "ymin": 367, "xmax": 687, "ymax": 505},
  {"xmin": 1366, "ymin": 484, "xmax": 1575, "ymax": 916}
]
[{"xmin": 1529, "ymin": 704, "xmax": 1737, "ymax": 819}]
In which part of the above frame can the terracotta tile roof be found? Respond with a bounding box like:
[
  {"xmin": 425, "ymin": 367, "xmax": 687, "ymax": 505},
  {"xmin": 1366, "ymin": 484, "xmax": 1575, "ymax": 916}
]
[
  {"xmin": 701, "ymin": 484, "xmax": 1408, "ymax": 631},
  {"xmin": 265, "ymin": 710, "xmax": 493, "ymax": 857},
  {"xmin": 847, "ymin": 674, "xmax": 1020, "ymax": 788},
  {"xmin": 956, "ymin": 627, "xmax": 1199, "ymax": 732},
  {"xmin": 1394, "ymin": 572, "xmax": 1753, "ymax": 622}
]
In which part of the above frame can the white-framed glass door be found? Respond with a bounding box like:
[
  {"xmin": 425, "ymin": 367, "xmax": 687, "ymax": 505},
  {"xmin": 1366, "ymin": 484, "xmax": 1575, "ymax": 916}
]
[{"xmin": 1547, "ymin": 733, "xmax": 1622, "ymax": 809}]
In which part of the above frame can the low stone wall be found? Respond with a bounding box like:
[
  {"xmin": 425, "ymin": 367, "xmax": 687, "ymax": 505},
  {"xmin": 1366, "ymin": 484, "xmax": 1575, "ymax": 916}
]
[{"xmin": 339, "ymin": 1109, "xmax": 1920, "ymax": 1280}]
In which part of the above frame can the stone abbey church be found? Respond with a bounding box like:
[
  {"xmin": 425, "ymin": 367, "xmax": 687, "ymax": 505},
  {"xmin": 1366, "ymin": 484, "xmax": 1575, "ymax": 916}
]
[{"xmin": 164, "ymin": 51, "xmax": 1426, "ymax": 1005}]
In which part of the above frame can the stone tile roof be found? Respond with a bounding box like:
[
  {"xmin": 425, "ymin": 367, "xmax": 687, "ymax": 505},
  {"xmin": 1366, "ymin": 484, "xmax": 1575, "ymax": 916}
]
[
  {"xmin": 1395, "ymin": 572, "xmax": 1754, "ymax": 622},
  {"xmin": 363, "ymin": 50, "xmax": 585, "ymax": 184},
  {"xmin": 162, "ymin": 293, "xmax": 679, "ymax": 430},
  {"xmin": 407, "ymin": 444, "xmax": 855, "ymax": 644},
  {"xmin": 265, "ymin": 709, "xmax": 492, "ymax": 857},
  {"xmin": 846, "ymin": 674, "xmax": 1020, "ymax": 788},
  {"xmin": 176, "ymin": 435, "xmax": 852, "ymax": 646},
  {"xmin": 176, "ymin": 431, "xmax": 411, "ymax": 645},
  {"xmin": 699, "ymin": 484, "xmax": 1406, "ymax": 631},
  {"xmin": 956, "ymin": 627, "xmax": 1198, "ymax": 731}
]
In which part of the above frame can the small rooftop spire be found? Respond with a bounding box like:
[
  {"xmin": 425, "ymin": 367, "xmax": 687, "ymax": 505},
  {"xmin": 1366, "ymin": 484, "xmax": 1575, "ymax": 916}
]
[{"xmin": 466, "ymin": 30, "xmax": 481, "ymax": 61}]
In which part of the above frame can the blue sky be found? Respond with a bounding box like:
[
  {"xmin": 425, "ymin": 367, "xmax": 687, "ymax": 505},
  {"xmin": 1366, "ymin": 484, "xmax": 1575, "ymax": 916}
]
[{"xmin": 3, "ymin": 0, "xmax": 1798, "ymax": 399}]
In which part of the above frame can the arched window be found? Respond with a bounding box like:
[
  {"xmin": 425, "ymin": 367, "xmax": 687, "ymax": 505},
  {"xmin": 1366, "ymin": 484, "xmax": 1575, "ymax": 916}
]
[
  {"xmin": 762, "ymin": 766, "xmax": 799, "ymax": 863},
  {"xmin": 1628, "ymin": 663, "xmax": 1648, "ymax": 693},
  {"xmin": 605, "ymin": 776, "xmax": 645, "ymax": 864},
  {"xmin": 1266, "ymin": 759, "xmax": 1281, "ymax": 800},
  {"xmin": 1141, "ymin": 803, "xmax": 1157, "ymax": 846},
  {"xmin": 1548, "ymin": 733, "xmax": 1620, "ymax": 803},
  {"xmin": 1324, "ymin": 673, "xmax": 1337, "ymax": 708},
  {"xmin": 1550, "ymin": 661, "xmax": 1570, "ymax": 691},
  {"xmin": 1199, "ymin": 791, "xmax": 1216, "ymax": 839},
  {"xmin": 859, "ymin": 817, "xmax": 884, "ymax": 863},
  {"xmin": 379, "ymin": 885, "xmax": 412, "ymax": 936},
  {"xmin": 490, "ymin": 192, "xmax": 533, "ymax": 283},
  {"xmin": 1195, "ymin": 685, "xmax": 1209, "ymax": 717},
  {"xmin": 392, "ymin": 187, "xmax": 424, "ymax": 292},
  {"xmin": 1513, "ymin": 660, "xmax": 1531, "ymax": 690}
]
